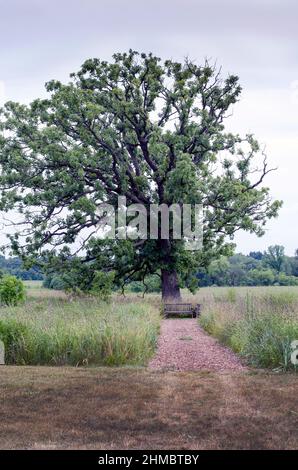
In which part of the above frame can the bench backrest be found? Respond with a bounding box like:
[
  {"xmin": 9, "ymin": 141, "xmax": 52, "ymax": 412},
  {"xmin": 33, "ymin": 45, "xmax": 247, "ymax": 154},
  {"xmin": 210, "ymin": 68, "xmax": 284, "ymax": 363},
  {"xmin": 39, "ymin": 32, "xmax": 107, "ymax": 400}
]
[{"xmin": 164, "ymin": 303, "xmax": 193, "ymax": 313}]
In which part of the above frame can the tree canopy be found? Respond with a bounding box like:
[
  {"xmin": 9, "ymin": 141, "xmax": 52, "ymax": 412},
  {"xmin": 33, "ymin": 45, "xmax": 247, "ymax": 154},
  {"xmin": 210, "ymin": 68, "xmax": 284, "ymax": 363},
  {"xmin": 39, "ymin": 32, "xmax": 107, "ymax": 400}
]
[
  {"xmin": 263, "ymin": 245, "xmax": 285, "ymax": 273},
  {"xmin": 0, "ymin": 51, "xmax": 281, "ymax": 299}
]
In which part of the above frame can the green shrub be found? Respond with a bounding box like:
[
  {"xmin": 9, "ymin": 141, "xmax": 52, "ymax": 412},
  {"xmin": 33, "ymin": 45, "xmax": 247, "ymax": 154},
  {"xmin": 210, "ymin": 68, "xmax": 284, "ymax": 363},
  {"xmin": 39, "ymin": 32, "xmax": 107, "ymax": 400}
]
[
  {"xmin": 247, "ymin": 269, "xmax": 275, "ymax": 286},
  {"xmin": 0, "ymin": 275, "xmax": 26, "ymax": 306},
  {"xmin": 43, "ymin": 274, "xmax": 66, "ymax": 290},
  {"xmin": 275, "ymin": 273, "xmax": 298, "ymax": 286},
  {"xmin": 90, "ymin": 271, "xmax": 114, "ymax": 300},
  {"xmin": 43, "ymin": 269, "xmax": 115, "ymax": 300},
  {"xmin": 128, "ymin": 275, "xmax": 161, "ymax": 293}
]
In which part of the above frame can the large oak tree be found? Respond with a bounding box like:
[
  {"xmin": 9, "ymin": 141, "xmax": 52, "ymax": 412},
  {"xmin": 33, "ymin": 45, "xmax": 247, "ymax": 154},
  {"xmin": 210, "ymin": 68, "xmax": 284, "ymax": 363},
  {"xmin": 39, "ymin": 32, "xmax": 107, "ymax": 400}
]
[{"xmin": 0, "ymin": 51, "xmax": 281, "ymax": 299}]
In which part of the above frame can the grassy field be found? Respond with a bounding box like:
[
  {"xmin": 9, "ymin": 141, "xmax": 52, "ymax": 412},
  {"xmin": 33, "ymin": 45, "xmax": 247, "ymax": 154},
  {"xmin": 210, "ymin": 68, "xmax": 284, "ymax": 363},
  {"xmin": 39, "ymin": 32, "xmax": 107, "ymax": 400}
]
[
  {"xmin": 0, "ymin": 284, "xmax": 161, "ymax": 366},
  {"xmin": 3, "ymin": 282, "xmax": 297, "ymax": 370},
  {"xmin": 196, "ymin": 286, "xmax": 298, "ymax": 370}
]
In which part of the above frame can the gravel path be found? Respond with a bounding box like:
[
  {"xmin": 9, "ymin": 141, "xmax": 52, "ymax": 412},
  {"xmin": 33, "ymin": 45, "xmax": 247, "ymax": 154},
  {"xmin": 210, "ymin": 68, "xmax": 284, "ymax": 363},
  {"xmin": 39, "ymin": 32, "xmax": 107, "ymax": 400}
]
[{"xmin": 149, "ymin": 319, "xmax": 246, "ymax": 372}]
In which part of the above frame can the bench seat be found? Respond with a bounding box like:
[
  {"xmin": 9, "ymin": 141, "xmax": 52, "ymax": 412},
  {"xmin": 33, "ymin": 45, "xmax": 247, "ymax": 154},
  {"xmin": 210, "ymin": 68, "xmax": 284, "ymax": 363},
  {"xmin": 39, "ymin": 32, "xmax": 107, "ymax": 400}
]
[{"xmin": 163, "ymin": 303, "xmax": 201, "ymax": 318}]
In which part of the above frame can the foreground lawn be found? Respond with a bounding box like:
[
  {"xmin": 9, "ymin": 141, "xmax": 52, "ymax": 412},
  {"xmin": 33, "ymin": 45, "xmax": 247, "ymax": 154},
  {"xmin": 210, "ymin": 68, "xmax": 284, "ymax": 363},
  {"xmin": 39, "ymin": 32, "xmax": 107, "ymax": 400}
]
[{"xmin": 0, "ymin": 367, "xmax": 297, "ymax": 450}]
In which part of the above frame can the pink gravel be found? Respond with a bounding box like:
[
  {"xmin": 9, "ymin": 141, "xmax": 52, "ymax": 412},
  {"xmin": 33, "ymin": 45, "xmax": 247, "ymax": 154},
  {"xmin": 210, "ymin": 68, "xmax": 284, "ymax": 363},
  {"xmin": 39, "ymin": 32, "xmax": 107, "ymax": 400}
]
[{"xmin": 149, "ymin": 319, "xmax": 246, "ymax": 372}]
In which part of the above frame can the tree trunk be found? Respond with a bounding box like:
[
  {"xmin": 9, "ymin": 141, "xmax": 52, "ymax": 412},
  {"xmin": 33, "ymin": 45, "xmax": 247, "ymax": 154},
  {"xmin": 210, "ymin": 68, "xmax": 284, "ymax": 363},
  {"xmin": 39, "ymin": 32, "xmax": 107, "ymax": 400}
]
[{"xmin": 161, "ymin": 269, "xmax": 181, "ymax": 301}]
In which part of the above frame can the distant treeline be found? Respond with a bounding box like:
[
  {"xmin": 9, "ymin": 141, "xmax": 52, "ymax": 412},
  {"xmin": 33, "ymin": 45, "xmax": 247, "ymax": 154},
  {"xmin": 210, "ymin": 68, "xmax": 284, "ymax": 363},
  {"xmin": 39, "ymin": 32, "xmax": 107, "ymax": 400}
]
[
  {"xmin": 197, "ymin": 246, "xmax": 298, "ymax": 287},
  {"xmin": 0, "ymin": 256, "xmax": 43, "ymax": 280},
  {"xmin": 2, "ymin": 245, "xmax": 298, "ymax": 288}
]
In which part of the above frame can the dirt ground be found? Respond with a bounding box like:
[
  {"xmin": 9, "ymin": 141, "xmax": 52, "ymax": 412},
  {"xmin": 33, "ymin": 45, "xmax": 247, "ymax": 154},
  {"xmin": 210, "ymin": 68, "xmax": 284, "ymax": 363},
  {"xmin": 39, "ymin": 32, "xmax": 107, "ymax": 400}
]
[{"xmin": 0, "ymin": 366, "xmax": 297, "ymax": 449}]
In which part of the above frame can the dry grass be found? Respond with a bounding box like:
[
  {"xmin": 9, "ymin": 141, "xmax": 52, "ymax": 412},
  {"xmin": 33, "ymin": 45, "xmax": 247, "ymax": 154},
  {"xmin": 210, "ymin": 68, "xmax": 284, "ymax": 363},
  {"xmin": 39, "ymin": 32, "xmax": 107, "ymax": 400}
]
[
  {"xmin": 24, "ymin": 281, "xmax": 298, "ymax": 300},
  {"xmin": 24, "ymin": 281, "xmax": 67, "ymax": 300},
  {"xmin": 0, "ymin": 366, "xmax": 297, "ymax": 450}
]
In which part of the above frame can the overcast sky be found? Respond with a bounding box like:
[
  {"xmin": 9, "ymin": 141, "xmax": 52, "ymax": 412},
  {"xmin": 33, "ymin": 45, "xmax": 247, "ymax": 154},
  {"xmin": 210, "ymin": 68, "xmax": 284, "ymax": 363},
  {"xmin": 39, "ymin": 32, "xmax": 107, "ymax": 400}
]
[{"xmin": 0, "ymin": 0, "xmax": 297, "ymax": 255}]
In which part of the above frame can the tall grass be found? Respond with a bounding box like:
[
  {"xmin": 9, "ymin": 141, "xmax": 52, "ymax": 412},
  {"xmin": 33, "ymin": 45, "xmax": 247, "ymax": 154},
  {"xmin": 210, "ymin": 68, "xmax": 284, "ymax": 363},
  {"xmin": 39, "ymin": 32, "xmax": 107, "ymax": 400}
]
[
  {"xmin": 199, "ymin": 288, "xmax": 298, "ymax": 371},
  {"xmin": 0, "ymin": 298, "xmax": 161, "ymax": 366}
]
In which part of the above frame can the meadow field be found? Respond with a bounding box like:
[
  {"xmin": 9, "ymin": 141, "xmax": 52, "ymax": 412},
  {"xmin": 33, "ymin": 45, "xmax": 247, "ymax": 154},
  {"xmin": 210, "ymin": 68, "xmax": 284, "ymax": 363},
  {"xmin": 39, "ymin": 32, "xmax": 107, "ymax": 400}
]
[
  {"xmin": 197, "ymin": 286, "xmax": 298, "ymax": 371},
  {"xmin": 0, "ymin": 283, "xmax": 160, "ymax": 366},
  {"xmin": 0, "ymin": 282, "xmax": 297, "ymax": 449},
  {"xmin": 0, "ymin": 282, "xmax": 297, "ymax": 371}
]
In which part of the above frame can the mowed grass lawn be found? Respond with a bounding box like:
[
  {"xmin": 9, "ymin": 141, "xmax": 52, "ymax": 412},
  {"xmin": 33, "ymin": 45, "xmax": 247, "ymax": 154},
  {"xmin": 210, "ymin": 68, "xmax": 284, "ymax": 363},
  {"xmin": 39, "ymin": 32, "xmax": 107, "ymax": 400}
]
[
  {"xmin": 0, "ymin": 283, "xmax": 297, "ymax": 449},
  {"xmin": 0, "ymin": 366, "xmax": 297, "ymax": 449}
]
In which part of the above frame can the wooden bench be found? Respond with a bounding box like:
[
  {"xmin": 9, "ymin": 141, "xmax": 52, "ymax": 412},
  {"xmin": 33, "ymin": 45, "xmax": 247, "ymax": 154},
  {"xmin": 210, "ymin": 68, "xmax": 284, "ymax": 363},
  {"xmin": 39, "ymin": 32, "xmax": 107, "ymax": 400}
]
[{"xmin": 163, "ymin": 303, "xmax": 201, "ymax": 318}]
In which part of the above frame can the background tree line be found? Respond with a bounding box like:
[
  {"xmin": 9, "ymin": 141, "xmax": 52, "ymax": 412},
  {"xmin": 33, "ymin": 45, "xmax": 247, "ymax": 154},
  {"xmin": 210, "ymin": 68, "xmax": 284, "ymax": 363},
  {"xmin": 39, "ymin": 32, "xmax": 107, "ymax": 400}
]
[
  {"xmin": 43, "ymin": 245, "xmax": 298, "ymax": 291},
  {"xmin": 1, "ymin": 245, "xmax": 298, "ymax": 290},
  {"xmin": 197, "ymin": 245, "xmax": 298, "ymax": 287},
  {"xmin": 0, "ymin": 256, "xmax": 43, "ymax": 281}
]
